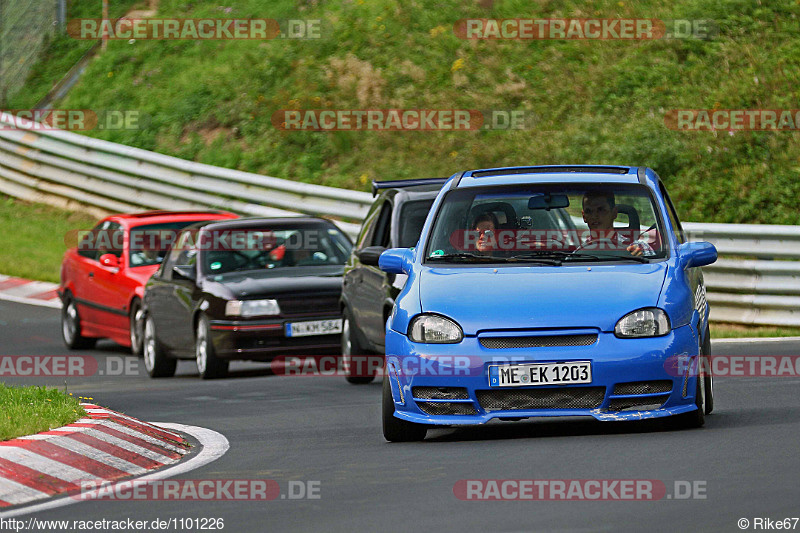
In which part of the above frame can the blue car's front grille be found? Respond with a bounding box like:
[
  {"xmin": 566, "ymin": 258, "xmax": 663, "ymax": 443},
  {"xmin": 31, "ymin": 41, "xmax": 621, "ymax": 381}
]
[
  {"xmin": 608, "ymin": 394, "xmax": 670, "ymax": 411},
  {"xmin": 612, "ymin": 380, "xmax": 672, "ymax": 396},
  {"xmin": 412, "ymin": 387, "xmax": 470, "ymax": 400},
  {"xmin": 417, "ymin": 401, "xmax": 477, "ymax": 416},
  {"xmin": 479, "ymin": 334, "xmax": 597, "ymax": 349},
  {"xmin": 476, "ymin": 386, "xmax": 606, "ymax": 411}
]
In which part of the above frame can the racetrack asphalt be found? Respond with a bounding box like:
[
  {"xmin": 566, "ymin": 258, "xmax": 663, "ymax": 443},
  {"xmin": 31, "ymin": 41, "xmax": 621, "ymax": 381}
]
[{"xmin": 1, "ymin": 299, "xmax": 799, "ymax": 532}]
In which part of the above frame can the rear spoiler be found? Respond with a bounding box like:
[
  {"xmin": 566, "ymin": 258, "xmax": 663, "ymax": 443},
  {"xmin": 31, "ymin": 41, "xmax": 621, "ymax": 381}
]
[{"xmin": 371, "ymin": 177, "xmax": 449, "ymax": 197}]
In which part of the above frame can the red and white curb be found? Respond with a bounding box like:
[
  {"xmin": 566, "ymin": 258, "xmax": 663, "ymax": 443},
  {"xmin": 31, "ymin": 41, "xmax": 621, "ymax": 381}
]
[
  {"xmin": 0, "ymin": 275, "xmax": 60, "ymax": 309},
  {"xmin": 0, "ymin": 404, "xmax": 196, "ymax": 511}
]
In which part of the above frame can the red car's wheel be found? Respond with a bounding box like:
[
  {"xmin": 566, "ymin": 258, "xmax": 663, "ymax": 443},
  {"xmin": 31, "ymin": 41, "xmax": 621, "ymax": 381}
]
[{"xmin": 61, "ymin": 294, "xmax": 96, "ymax": 350}]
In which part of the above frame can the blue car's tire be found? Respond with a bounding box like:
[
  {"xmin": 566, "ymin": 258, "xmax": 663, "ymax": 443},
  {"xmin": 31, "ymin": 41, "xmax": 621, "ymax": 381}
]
[
  {"xmin": 703, "ymin": 326, "xmax": 714, "ymax": 415},
  {"xmin": 679, "ymin": 344, "xmax": 708, "ymax": 429},
  {"xmin": 382, "ymin": 375, "xmax": 427, "ymax": 442}
]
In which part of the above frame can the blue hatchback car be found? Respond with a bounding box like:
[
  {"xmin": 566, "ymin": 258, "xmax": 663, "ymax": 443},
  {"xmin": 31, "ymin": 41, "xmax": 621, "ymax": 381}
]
[{"xmin": 377, "ymin": 166, "xmax": 717, "ymax": 441}]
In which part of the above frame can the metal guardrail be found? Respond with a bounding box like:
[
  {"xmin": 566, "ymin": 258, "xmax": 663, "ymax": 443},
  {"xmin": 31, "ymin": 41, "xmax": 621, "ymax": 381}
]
[
  {"xmin": 683, "ymin": 223, "xmax": 800, "ymax": 326},
  {"xmin": 0, "ymin": 117, "xmax": 798, "ymax": 326},
  {"xmin": 0, "ymin": 117, "xmax": 372, "ymax": 238}
]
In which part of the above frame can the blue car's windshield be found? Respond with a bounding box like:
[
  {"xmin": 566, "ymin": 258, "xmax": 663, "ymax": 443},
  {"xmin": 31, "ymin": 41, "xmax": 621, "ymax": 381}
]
[{"xmin": 424, "ymin": 183, "xmax": 666, "ymax": 264}]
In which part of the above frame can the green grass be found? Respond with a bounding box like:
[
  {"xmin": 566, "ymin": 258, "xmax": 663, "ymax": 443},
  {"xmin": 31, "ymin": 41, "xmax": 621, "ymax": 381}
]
[
  {"xmin": 0, "ymin": 384, "xmax": 87, "ymax": 441},
  {"xmin": 9, "ymin": 0, "xmax": 795, "ymax": 224},
  {"xmin": 0, "ymin": 196, "xmax": 99, "ymax": 283},
  {"xmin": 711, "ymin": 324, "xmax": 800, "ymax": 339}
]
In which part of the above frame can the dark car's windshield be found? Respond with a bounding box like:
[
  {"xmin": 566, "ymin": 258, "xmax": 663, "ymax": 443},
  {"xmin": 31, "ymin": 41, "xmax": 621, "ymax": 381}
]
[
  {"xmin": 424, "ymin": 183, "xmax": 666, "ymax": 264},
  {"xmin": 129, "ymin": 220, "xmax": 217, "ymax": 268},
  {"xmin": 199, "ymin": 223, "xmax": 352, "ymax": 275}
]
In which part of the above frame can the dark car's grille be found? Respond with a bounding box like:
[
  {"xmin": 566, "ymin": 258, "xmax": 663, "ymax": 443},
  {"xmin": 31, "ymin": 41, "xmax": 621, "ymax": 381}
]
[
  {"xmin": 412, "ymin": 387, "xmax": 470, "ymax": 400},
  {"xmin": 278, "ymin": 295, "xmax": 340, "ymax": 316},
  {"xmin": 477, "ymin": 387, "xmax": 605, "ymax": 411},
  {"xmin": 613, "ymin": 380, "xmax": 673, "ymax": 396},
  {"xmin": 608, "ymin": 394, "xmax": 670, "ymax": 412},
  {"xmin": 417, "ymin": 401, "xmax": 477, "ymax": 416},
  {"xmin": 479, "ymin": 334, "xmax": 597, "ymax": 349}
]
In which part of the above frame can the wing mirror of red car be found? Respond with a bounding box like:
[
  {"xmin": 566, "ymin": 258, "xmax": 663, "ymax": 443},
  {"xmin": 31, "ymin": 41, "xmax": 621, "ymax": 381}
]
[{"xmin": 99, "ymin": 253, "xmax": 120, "ymax": 270}]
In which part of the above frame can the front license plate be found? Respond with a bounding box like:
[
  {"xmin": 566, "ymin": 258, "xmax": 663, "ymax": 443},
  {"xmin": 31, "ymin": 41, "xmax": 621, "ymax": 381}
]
[
  {"xmin": 488, "ymin": 361, "xmax": 592, "ymax": 387},
  {"xmin": 285, "ymin": 319, "xmax": 343, "ymax": 337}
]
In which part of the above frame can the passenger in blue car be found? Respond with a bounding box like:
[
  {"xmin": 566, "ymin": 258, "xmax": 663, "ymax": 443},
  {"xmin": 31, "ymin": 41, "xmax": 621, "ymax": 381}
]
[{"xmin": 581, "ymin": 191, "xmax": 655, "ymax": 257}]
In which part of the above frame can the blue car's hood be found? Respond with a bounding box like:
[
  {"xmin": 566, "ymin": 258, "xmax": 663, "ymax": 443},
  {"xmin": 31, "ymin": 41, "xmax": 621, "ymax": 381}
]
[{"xmin": 418, "ymin": 263, "xmax": 668, "ymax": 334}]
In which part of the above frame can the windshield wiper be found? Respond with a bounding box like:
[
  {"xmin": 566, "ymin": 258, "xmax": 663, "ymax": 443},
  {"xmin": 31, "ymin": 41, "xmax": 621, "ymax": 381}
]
[
  {"xmin": 589, "ymin": 254, "xmax": 651, "ymax": 263},
  {"xmin": 427, "ymin": 253, "xmax": 507, "ymax": 263},
  {"xmin": 511, "ymin": 251, "xmax": 650, "ymax": 264},
  {"xmin": 505, "ymin": 254, "xmax": 562, "ymax": 266}
]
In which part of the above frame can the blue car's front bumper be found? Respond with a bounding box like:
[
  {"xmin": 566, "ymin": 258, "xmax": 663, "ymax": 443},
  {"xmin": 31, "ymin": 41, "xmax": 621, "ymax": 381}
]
[{"xmin": 384, "ymin": 324, "xmax": 701, "ymax": 425}]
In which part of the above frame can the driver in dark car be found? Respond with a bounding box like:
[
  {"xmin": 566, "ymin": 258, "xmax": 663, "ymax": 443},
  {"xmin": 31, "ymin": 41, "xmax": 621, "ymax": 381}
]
[{"xmin": 581, "ymin": 191, "xmax": 655, "ymax": 257}]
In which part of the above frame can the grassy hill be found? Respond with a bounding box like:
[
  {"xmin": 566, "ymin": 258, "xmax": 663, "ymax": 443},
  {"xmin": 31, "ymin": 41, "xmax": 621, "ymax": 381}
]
[{"xmin": 12, "ymin": 0, "xmax": 800, "ymax": 224}]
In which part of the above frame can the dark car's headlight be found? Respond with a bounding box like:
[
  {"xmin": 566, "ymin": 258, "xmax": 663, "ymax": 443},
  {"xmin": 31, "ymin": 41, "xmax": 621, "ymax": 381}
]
[
  {"xmin": 408, "ymin": 314, "xmax": 463, "ymax": 343},
  {"xmin": 615, "ymin": 308, "xmax": 670, "ymax": 338},
  {"xmin": 226, "ymin": 299, "xmax": 281, "ymax": 317}
]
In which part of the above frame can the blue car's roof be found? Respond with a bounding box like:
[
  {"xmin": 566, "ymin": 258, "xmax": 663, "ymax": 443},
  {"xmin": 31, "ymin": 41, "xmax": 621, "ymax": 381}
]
[{"xmin": 454, "ymin": 165, "xmax": 644, "ymax": 188}]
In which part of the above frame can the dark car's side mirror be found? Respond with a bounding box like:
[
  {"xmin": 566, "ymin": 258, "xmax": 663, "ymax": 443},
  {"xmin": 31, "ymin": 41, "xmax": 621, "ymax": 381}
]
[
  {"xmin": 99, "ymin": 253, "xmax": 120, "ymax": 270},
  {"xmin": 172, "ymin": 265, "xmax": 197, "ymax": 282},
  {"xmin": 358, "ymin": 246, "xmax": 386, "ymax": 266},
  {"xmin": 677, "ymin": 242, "xmax": 717, "ymax": 269},
  {"xmin": 379, "ymin": 248, "xmax": 413, "ymax": 275}
]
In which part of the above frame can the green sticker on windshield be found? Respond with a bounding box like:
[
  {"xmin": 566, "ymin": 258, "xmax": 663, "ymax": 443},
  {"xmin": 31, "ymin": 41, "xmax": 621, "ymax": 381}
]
[
  {"xmin": 431, "ymin": 249, "xmax": 444, "ymax": 257},
  {"xmin": 210, "ymin": 261, "xmax": 222, "ymax": 270}
]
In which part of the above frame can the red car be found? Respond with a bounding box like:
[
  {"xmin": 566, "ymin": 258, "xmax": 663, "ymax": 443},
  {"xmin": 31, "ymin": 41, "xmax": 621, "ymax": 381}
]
[{"xmin": 59, "ymin": 210, "xmax": 239, "ymax": 354}]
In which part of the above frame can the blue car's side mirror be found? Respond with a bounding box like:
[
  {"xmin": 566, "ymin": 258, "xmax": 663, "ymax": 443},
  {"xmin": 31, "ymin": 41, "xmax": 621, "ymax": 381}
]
[
  {"xmin": 678, "ymin": 241, "xmax": 717, "ymax": 269},
  {"xmin": 379, "ymin": 248, "xmax": 413, "ymax": 275}
]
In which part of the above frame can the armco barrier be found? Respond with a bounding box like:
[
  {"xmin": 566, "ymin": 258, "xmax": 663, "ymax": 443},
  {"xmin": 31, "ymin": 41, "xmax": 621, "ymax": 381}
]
[
  {"xmin": 683, "ymin": 223, "xmax": 800, "ymax": 326},
  {"xmin": 0, "ymin": 116, "xmax": 372, "ymax": 238},
  {"xmin": 0, "ymin": 117, "xmax": 798, "ymax": 326}
]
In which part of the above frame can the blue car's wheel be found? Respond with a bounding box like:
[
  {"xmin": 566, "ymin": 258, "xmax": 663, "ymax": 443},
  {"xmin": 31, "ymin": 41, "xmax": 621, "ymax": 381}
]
[
  {"xmin": 382, "ymin": 375, "xmax": 427, "ymax": 442},
  {"xmin": 679, "ymin": 338, "xmax": 709, "ymax": 429},
  {"xmin": 703, "ymin": 326, "xmax": 714, "ymax": 415}
]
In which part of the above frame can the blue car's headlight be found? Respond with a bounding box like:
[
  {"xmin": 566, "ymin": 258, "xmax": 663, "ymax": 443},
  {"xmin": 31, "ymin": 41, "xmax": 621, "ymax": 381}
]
[
  {"xmin": 408, "ymin": 314, "xmax": 463, "ymax": 344},
  {"xmin": 615, "ymin": 308, "xmax": 671, "ymax": 338}
]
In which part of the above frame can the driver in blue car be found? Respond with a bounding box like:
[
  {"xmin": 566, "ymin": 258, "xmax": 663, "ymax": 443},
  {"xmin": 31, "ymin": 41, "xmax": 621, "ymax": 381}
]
[
  {"xmin": 581, "ymin": 191, "xmax": 656, "ymax": 257},
  {"xmin": 472, "ymin": 212, "xmax": 500, "ymax": 254}
]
